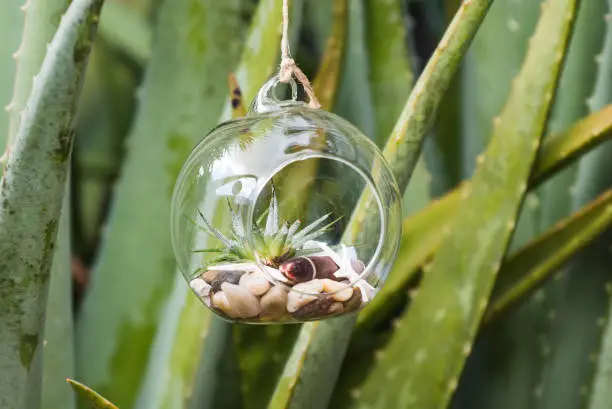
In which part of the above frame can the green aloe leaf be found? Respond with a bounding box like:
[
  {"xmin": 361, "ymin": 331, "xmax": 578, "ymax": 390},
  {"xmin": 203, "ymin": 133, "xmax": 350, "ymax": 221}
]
[
  {"xmin": 131, "ymin": 2, "xmax": 283, "ymax": 408},
  {"xmin": 585, "ymin": 3, "xmax": 612, "ymax": 407},
  {"xmin": 268, "ymin": 1, "xmax": 494, "ymax": 408},
  {"xmin": 486, "ymin": 189, "xmax": 612, "ymax": 322},
  {"xmin": 357, "ymin": 103, "xmax": 612, "ymax": 333},
  {"xmin": 0, "ymin": 0, "xmax": 103, "ymax": 408},
  {"xmin": 74, "ymin": 0, "xmax": 252, "ymax": 406},
  {"xmin": 97, "ymin": 0, "xmax": 151, "ymax": 64},
  {"xmin": 67, "ymin": 379, "xmax": 119, "ymax": 409},
  {"xmin": 352, "ymin": 1, "xmax": 579, "ymax": 408},
  {"xmin": 0, "ymin": 0, "xmax": 24, "ymax": 163},
  {"xmin": 42, "ymin": 182, "xmax": 75, "ymax": 409}
]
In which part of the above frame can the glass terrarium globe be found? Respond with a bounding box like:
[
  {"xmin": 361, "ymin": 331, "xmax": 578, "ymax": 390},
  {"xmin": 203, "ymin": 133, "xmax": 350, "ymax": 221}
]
[{"xmin": 171, "ymin": 75, "xmax": 402, "ymax": 324}]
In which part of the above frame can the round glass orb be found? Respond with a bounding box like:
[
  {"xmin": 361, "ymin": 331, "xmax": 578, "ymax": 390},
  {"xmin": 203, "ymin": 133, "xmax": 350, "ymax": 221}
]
[{"xmin": 171, "ymin": 75, "xmax": 402, "ymax": 323}]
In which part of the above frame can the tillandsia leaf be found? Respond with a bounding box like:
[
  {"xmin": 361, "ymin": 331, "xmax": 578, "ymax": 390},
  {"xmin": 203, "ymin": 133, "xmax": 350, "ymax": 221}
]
[
  {"xmin": 356, "ymin": 103, "xmax": 612, "ymax": 333},
  {"xmin": 352, "ymin": 1, "xmax": 579, "ymax": 408},
  {"xmin": 130, "ymin": 1, "xmax": 283, "ymax": 408},
  {"xmin": 485, "ymin": 189, "xmax": 612, "ymax": 322},
  {"xmin": 264, "ymin": 186, "xmax": 280, "ymax": 237},
  {"xmin": 66, "ymin": 379, "xmax": 119, "ymax": 409},
  {"xmin": 269, "ymin": 2, "xmax": 494, "ymax": 409},
  {"xmin": 97, "ymin": 0, "xmax": 151, "ymax": 64},
  {"xmin": 74, "ymin": 0, "xmax": 252, "ymax": 406},
  {"xmin": 0, "ymin": 0, "xmax": 24, "ymax": 165},
  {"xmin": 0, "ymin": 0, "xmax": 103, "ymax": 408},
  {"xmin": 197, "ymin": 209, "xmax": 235, "ymax": 248},
  {"xmin": 42, "ymin": 181, "xmax": 75, "ymax": 409}
]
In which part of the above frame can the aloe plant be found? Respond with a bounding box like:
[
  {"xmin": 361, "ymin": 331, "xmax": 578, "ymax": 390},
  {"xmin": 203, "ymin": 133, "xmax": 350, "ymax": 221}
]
[{"xmin": 5, "ymin": 1, "xmax": 612, "ymax": 409}]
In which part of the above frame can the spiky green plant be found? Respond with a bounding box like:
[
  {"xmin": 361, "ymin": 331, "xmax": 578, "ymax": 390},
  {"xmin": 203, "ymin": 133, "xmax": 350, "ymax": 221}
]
[
  {"xmin": 192, "ymin": 188, "xmax": 341, "ymax": 269},
  {"xmin": 3, "ymin": 0, "xmax": 612, "ymax": 409}
]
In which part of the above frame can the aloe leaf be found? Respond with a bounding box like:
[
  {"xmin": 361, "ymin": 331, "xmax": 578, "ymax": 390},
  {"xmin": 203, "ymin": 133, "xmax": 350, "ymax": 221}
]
[
  {"xmin": 97, "ymin": 0, "xmax": 151, "ymax": 64},
  {"xmin": 334, "ymin": 0, "xmax": 375, "ymax": 138},
  {"xmin": 42, "ymin": 182, "xmax": 75, "ymax": 409},
  {"xmin": 0, "ymin": 0, "xmax": 24, "ymax": 162},
  {"xmin": 130, "ymin": 2, "xmax": 283, "ymax": 408},
  {"xmin": 357, "ymin": 103, "xmax": 612, "ymax": 333},
  {"xmin": 353, "ymin": 1, "xmax": 579, "ymax": 407},
  {"xmin": 460, "ymin": 0, "xmax": 542, "ymax": 179},
  {"xmin": 0, "ymin": 1, "xmax": 103, "ymax": 407},
  {"xmin": 5, "ymin": 0, "xmax": 70, "ymax": 148},
  {"xmin": 72, "ymin": 40, "xmax": 140, "ymax": 262},
  {"xmin": 74, "ymin": 0, "xmax": 252, "ymax": 406},
  {"xmin": 67, "ymin": 379, "xmax": 119, "ymax": 409},
  {"xmin": 538, "ymin": 0, "xmax": 608, "ymax": 232},
  {"xmin": 268, "ymin": 2, "xmax": 494, "ymax": 408},
  {"xmin": 365, "ymin": 0, "xmax": 414, "ymax": 145},
  {"xmin": 538, "ymin": 2, "xmax": 612, "ymax": 406},
  {"xmin": 486, "ymin": 189, "xmax": 612, "ymax": 322},
  {"xmin": 586, "ymin": 5, "xmax": 612, "ymax": 408}
]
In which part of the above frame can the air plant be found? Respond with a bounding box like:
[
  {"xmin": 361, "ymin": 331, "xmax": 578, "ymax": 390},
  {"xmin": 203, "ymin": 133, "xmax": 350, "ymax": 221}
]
[{"xmin": 192, "ymin": 186, "xmax": 343, "ymax": 272}]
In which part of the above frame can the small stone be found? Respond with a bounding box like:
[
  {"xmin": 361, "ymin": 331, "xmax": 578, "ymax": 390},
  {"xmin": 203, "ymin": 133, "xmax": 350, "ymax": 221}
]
[
  {"xmin": 343, "ymin": 287, "xmax": 363, "ymax": 314},
  {"xmin": 212, "ymin": 291, "xmax": 231, "ymax": 312},
  {"xmin": 321, "ymin": 279, "xmax": 354, "ymax": 302},
  {"xmin": 239, "ymin": 270, "xmax": 271, "ymax": 296},
  {"xmin": 213, "ymin": 283, "xmax": 261, "ymax": 319},
  {"xmin": 190, "ymin": 278, "xmax": 211, "ymax": 298},
  {"xmin": 328, "ymin": 302, "xmax": 344, "ymax": 315},
  {"xmin": 287, "ymin": 280, "xmax": 323, "ymax": 313},
  {"xmin": 260, "ymin": 286, "xmax": 289, "ymax": 318},
  {"xmin": 292, "ymin": 297, "xmax": 334, "ymax": 319},
  {"xmin": 202, "ymin": 270, "xmax": 243, "ymax": 292},
  {"xmin": 280, "ymin": 256, "xmax": 340, "ymax": 283}
]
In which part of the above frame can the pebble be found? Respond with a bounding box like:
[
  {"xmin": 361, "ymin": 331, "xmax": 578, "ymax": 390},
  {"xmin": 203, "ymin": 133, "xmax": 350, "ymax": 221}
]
[
  {"xmin": 286, "ymin": 280, "xmax": 323, "ymax": 313},
  {"xmin": 321, "ymin": 279, "xmax": 354, "ymax": 302},
  {"xmin": 190, "ymin": 278, "xmax": 211, "ymax": 298},
  {"xmin": 328, "ymin": 302, "xmax": 344, "ymax": 315},
  {"xmin": 202, "ymin": 270, "xmax": 243, "ymax": 292},
  {"xmin": 343, "ymin": 287, "xmax": 363, "ymax": 313},
  {"xmin": 239, "ymin": 270, "xmax": 271, "ymax": 296},
  {"xmin": 213, "ymin": 283, "xmax": 261, "ymax": 318},
  {"xmin": 292, "ymin": 297, "xmax": 334, "ymax": 319},
  {"xmin": 260, "ymin": 286, "xmax": 288, "ymax": 318}
]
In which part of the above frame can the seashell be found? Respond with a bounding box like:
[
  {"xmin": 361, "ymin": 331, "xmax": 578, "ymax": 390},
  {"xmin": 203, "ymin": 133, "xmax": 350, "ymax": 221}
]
[
  {"xmin": 292, "ymin": 297, "xmax": 334, "ymax": 319},
  {"xmin": 190, "ymin": 277, "xmax": 211, "ymax": 298},
  {"xmin": 260, "ymin": 286, "xmax": 289, "ymax": 318},
  {"xmin": 279, "ymin": 256, "xmax": 340, "ymax": 284},
  {"xmin": 321, "ymin": 278, "xmax": 354, "ymax": 302},
  {"xmin": 286, "ymin": 280, "xmax": 323, "ymax": 313},
  {"xmin": 239, "ymin": 270, "xmax": 271, "ymax": 296},
  {"xmin": 202, "ymin": 269, "xmax": 243, "ymax": 292},
  {"xmin": 213, "ymin": 283, "xmax": 261, "ymax": 318}
]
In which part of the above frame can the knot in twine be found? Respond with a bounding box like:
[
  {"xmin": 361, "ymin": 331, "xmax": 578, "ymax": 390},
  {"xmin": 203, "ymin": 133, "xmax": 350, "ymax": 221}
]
[{"xmin": 278, "ymin": 0, "xmax": 321, "ymax": 109}]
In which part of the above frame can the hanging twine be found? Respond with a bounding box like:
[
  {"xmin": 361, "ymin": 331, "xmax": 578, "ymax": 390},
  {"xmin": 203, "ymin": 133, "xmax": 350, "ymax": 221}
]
[{"xmin": 278, "ymin": 0, "xmax": 321, "ymax": 109}]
